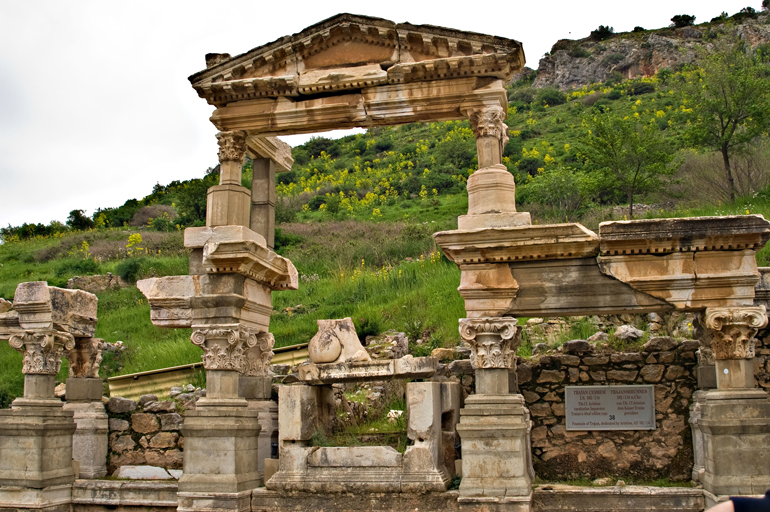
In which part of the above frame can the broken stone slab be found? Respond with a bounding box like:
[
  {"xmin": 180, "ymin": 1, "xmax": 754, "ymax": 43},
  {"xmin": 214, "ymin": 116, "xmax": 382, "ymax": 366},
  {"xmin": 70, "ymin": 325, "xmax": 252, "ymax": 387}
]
[
  {"xmin": 298, "ymin": 356, "xmax": 437, "ymax": 385},
  {"xmin": 112, "ymin": 465, "xmax": 174, "ymax": 480},
  {"xmin": 0, "ymin": 282, "xmax": 98, "ymax": 337},
  {"xmin": 365, "ymin": 331, "xmax": 408, "ymax": 359},
  {"xmin": 308, "ymin": 318, "xmax": 370, "ymax": 364}
]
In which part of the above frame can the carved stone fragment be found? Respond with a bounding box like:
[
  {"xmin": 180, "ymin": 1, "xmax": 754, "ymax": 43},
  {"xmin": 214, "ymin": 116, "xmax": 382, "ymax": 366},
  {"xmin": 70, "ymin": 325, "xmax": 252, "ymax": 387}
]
[
  {"xmin": 700, "ymin": 306, "xmax": 767, "ymax": 360},
  {"xmin": 458, "ymin": 317, "xmax": 520, "ymax": 369},
  {"xmin": 9, "ymin": 330, "xmax": 75, "ymax": 375},
  {"xmin": 190, "ymin": 325, "xmax": 260, "ymax": 371}
]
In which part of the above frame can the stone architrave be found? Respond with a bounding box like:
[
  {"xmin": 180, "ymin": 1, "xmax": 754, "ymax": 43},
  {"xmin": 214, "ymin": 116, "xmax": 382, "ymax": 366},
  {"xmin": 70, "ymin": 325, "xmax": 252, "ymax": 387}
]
[{"xmin": 700, "ymin": 306, "xmax": 767, "ymax": 389}]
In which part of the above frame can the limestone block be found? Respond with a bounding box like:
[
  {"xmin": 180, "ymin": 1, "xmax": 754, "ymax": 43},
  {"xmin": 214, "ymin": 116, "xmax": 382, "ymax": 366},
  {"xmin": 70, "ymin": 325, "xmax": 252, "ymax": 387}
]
[
  {"xmin": 402, "ymin": 381, "xmax": 450, "ymax": 491},
  {"xmin": 149, "ymin": 432, "xmax": 179, "ymax": 449},
  {"xmin": 65, "ymin": 377, "xmax": 103, "ymax": 401},
  {"xmin": 160, "ymin": 413, "xmax": 183, "ymax": 431},
  {"xmin": 239, "ymin": 375, "xmax": 273, "ymax": 400},
  {"xmin": 206, "ymin": 184, "xmax": 251, "ymax": 228},
  {"xmin": 247, "ymin": 400, "xmax": 278, "ymax": 475},
  {"xmin": 136, "ymin": 275, "xmax": 196, "ymax": 328},
  {"xmin": 112, "ymin": 435, "xmax": 136, "ymax": 453},
  {"xmin": 308, "ymin": 318, "xmax": 371, "ymax": 364},
  {"xmin": 63, "ymin": 401, "xmax": 108, "ymax": 479},
  {"xmin": 110, "ymin": 418, "xmax": 129, "ymax": 431},
  {"xmin": 307, "ymin": 446, "xmax": 402, "ymax": 467},
  {"xmin": 278, "ymin": 385, "xmax": 319, "ymax": 441},
  {"xmin": 298, "ymin": 356, "xmax": 437, "ymax": 384},
  {"xmin": 144, "ymin": 401, "xmax": 177, "ymax": 413},
  {"xmin": 107, "ymin": 396, "xmax": 137, "ymax": 414},
  {"xmin": 246, "ymin": 136, "xmax": 293, "ymax": 173},
  {"xmin": 112, "ymin": 465, "xmax": 174, "ymax": 480},
  {"xmin": 716, "ymin": 359, "xmax": 756, "ymax": 389},
  {"xmin": 131, "ymin": 413, "xmax": 160, "ymax": 434}
]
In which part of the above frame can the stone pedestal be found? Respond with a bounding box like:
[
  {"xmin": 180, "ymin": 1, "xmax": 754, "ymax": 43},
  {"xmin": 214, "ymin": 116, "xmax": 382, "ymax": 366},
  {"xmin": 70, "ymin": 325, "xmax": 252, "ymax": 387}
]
[
  {"xmin": 62, "ymin": 400, "xmax": 108, "ymax": 479},
  {"xmin": 699, "ymin": 388, "xmax": 770, "ymax": 496},
  {"xmin": 251, "ymin": 157, "xmax": 276, "ymax": 249},
  {"xmin": 246, "ymin": 400, "xmax": 278, "ymax": 478}
]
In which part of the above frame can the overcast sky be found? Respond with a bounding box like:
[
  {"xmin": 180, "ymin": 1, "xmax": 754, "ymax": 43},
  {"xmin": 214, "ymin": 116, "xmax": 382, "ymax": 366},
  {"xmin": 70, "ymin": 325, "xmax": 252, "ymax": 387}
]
[{"xmin": 0, "ymin": 1, "xmax": 762, "ymax": 227}]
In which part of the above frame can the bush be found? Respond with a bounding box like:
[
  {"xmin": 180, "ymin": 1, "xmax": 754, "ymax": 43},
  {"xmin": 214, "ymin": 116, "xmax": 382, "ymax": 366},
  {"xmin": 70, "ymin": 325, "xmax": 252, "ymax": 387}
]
[
  {"xmin": 590, "ymin": 25, "xmax": 614, "ymax": 41},
  {"xmin": 626, "ymin": 82, "xmax": 656, "ymax": 96},
  {"xmin": 536, "ymin": 87, "xmax": 567, "ymax": 107},
  {"xmin": 518, "ymin": 157, "xmax": 542, "ymax": 177},
  {"xmin": 528, "ymin": 166, "xmax": 596, "ymax": 220},
  {"xmin": 602, "ymin": 53, "xmax": 624, "ymax": 66},
  {"xmin": 55, "ymin": 258, "xmax": 100, "ymax": 278},
  {"xmin": 633, "ymin": 26, "xmax": 645, "ymax": 32},
  {"xmin": 354, "ymin": 315, "xmax": 382, "ymax": 343},
  {"xmin": 670, "ymin": 15, "xmax": 695, "ymax": 28},
  {"xmin": 67, "ymin": 209, "xmax": 95, "ymax": 230},
  {"xmin": 567, "ymin": 47, "xmax": 590, "ymax": 58},
  {"xmin": 274, "ymin": 227, "xmax": 303, "ymax": 253},
  {"xmin": 509, "ymin": 87, "xmax": 536, "ymax": 104},
  {"xmin": 606, "ymin": 89, "xmax": 622, "ymax": 100},
  {"xmin": 116, "ymin": 258, "xmax": 143, "ymax": 284}
]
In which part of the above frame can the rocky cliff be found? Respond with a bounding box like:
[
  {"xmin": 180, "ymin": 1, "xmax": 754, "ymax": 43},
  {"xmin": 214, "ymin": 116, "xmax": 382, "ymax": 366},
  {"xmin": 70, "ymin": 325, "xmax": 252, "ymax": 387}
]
[{"xmin": 523, "ymin": 12, "xmax": 770, "ymax": 90}]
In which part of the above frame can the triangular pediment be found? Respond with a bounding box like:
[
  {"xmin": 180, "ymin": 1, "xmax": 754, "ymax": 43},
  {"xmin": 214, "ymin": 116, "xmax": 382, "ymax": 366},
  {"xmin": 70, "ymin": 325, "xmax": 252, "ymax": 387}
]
[{"xmin": 189, "ymin": 13, "xmax": 524, "ymax": 107}]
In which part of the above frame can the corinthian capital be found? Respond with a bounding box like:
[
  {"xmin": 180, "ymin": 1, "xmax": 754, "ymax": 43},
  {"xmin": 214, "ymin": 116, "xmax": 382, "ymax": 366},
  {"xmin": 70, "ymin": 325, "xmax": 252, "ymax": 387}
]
[
  {"xmin": 216, "ymin": 130, "xmax": 247, "ymax": 163},
  {"xmin": 467, "ymin": 105, "xmax": 508, "ymax": 146},
  {"xmin": 9, "ymin": 330, "xmax": 75, "ymax": 375},
  {"xmin": 700, "ymin": 306, "xmax": 767, "ymax": 360},
  {"xmin": 242, "ymin": 331, "xmax": 275, "ymax": 377},
  {"xmin": 459, "ymin": 317, "xmax": 520, "ymax": 369},
  {"xmin": 190, "ymin": 325, "xmax": 258, "ymax": 371},
  {"xmin": 67, "ymin": 337, "xmax": 104, "ymax": 378}
]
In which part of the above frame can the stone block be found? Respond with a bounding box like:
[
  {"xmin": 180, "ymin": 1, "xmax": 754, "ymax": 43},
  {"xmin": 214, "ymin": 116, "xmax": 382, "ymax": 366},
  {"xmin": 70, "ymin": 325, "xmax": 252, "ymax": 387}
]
[
  {"xmin": 144, "ymin": 401, "xmax": 177, "ymax": 413},
  {"xmin": 149, "ymin": 432, "xmax": 179, "ymax": 449},
  {"xmin": 716, "ymin": 359, "xmax": 755, "ymax": 389},
  {"xmin": 562, "ymin": 340, "xmax": 592, "ymax": 354},
  {"xmin": 109, "ymin": 418, "xmax": 129, "ymax": 431},
  {"xmin": 645, "ymin": 336, "xmax": 679, "ymax": 352},
  {"xmin": 112, "ymin": 465, "xmax": 174, "ymax": 480},
  {"xmin": 307, "ymin": 446, "xmax": 402, "ymax": 467},
  {"xmin": 278, "ymin": 385, "xmax": 319, "ymax": 441},
  {"xmin": 537, "ymin": 370, "xmax": 564, "ymax": 383},
  {"xmin": 112, "ymin": 435, "xmax": 136, "ymax": 453},
  {"xmin": 239, "ymin": 375, "xmax": 272, "ymax": 400},
  {"xmin": 475, "ymin": 368, "xmax": 509, "ymax": 395},
  {"xmin": 108, "ymin": 396, "xmax": 137, "ymax": 414},
  {"xmin": 160, "ymin": 413, "xmax": 184, "ymax": 431},
  {"xmin": 131, "ymin": 413, "xmax": 160, "ymax": 434}
]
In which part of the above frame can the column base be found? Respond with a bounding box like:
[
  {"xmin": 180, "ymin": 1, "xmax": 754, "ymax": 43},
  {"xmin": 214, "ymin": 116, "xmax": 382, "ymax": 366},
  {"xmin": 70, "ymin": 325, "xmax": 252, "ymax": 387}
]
[
  {"xmin": 178, "ymin": 404, "xmax": 261, "ymax": 496},
  {"xmin": 700, "ymin": 388, "xmax": 770, "ymax": 495},
  {"xmin": 0, "ymin": 403, "xmax": 76, "ymax": 488},
  {"xmin": 457, "ymin": 493, "xmax": 532, "ymax": 512},
  {"xmin": 458, "ymin": 212, "xmax": 531, "ymax": 230},
  {"xmin": 457, "ymin": 394, "xmax": 533, "ymax": 499},
  {"xmin": 0, "ymin": 484, "xmax": 72, "ymax": 512}
]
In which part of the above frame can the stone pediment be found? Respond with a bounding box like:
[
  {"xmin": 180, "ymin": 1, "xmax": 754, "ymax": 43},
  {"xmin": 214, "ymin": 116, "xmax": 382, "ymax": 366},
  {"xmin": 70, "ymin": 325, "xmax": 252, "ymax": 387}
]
[{"xmin": 189, "ymin": 13, "xmax": 525, "ymax": 107}]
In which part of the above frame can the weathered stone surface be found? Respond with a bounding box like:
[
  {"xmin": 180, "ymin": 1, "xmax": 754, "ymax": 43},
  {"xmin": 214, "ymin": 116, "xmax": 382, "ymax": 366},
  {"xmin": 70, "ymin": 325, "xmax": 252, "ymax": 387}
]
[
  {"xmin": 307, "ymin": 446, "xmax": 402, "ymax": 467},
  {"xmin": 555, "ymin": 355, "xmax": 581, "ymax": 366},
  {"xmin": 538, "ymin": 370, "xmax": 564, "ymax": 383},
  {"xmin": 614, "ymin": 325, "xmax": 644, "ymax": 341},
  {"xmin": 112, "ymin": 465, "xmax": 173, "ymax": 480},
  {"xmin": 107, "ymin": 396, "xmax": 137, "ymax": 414},
  {"xmin": 109, "ymin": 418, "xmax": 130, "ymax": 432},
  {"xmin": 431, "ymin": 348, "xmax": 455, "ymax": 362},
  {"xmin": 131, "ymin": 413, "xmax": 160, "ymax": 434},
  {"xmin": 111, "ymin": 435, "xmax": 136, "ymax": 453},
  {"xmin": 611, "ymin": 353, "xmax": 643, "ymax": 363},
  {"xmin": 160, "ymin": 413, "xmax": 183, "ymax": 431},
  {"xmin": 299, "ymin": 356, "xmax": 437, "ymax": 384},
  {"xmin": 308, "ymin": 318, "xmax": 371, "ymax": 364},
  {"xmin": 665, "ymin": 366, "xmax": 687, "ymax": 380},
  {"xmin": 607, "ymin": 370, "xmax": 638, "ymax": 382},
  {"xmin": 516, "ymin": 363, "xmax": 532, "ymax": 384},
  {"xmin": 641, "ymin": 365, "xmax": 665, "ymax": 382},
  {"xmin": 143, "ymin": 401, "xmax": 176, "ymax": 413},
  {"xmin": 138, "ymin": 394, "xmax": 158, "ymax": 407},
  {"xmin": 365, "ymin": 331, "xmax": 408, "ymax": 360},
  {"xmin": 530, "ymin": 403, "xmax": 552, "ymax": 416},
  {"xmin": 149, "ymin": 433, "xmax": 178, "ymax": 449},
  {"xmin": 584, "ymin": 356, "xmax": 609, "ymax": 365},
  {"xmin": 66, "ymin": 273, "xmax": 125, "ymax": 293},
  {"xmin": 562, "ymin": 340, "xmax": 592, "ymax": 354},
  {"xmin": 645, "ymin": 337, "xmax": 679, "ymax": 352},
  {"xmin": 146, "ymin": 449, "xmax": 184, "ymax": 469}
]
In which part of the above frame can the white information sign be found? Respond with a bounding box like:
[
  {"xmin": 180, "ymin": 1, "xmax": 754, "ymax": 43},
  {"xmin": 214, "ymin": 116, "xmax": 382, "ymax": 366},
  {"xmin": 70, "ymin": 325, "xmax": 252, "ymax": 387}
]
[{"xmin": 565, "ymin": 385, "xmax": 655, "ymax": 431}]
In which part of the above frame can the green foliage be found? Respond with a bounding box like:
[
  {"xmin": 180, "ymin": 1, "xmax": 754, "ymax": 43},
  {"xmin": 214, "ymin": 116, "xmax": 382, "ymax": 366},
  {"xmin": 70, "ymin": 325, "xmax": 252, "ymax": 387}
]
[
  {"xmin": 682, "ymin": 37, "xmax": 770, "ymax": 201},
  {"xmin": 66, "ymin": 209, "xmax": 95, "ymax": 230},
  {"xmin": 763, "ymin": 0, "xmax": 769, "ymax": 11},
  {"xmin": 581, "ymin": 112, "xmax": 678, "ymax": 218},
  {"xmin": 567, "ymin": 47, "xmax": 591, "ymax": 58},
  {"xmin": 115, "ymin": 258, "xmax": 143, "ymax": 283},
  {"xmin": 55, "ymin": 258, "xmax": 100, "ymax": 278},
  {"xmin": 354, "ymin": 315, "xmax": 382, "ymax": 342},
  {"xmin": 273, "ymin": 227, "xmax": 303, "ymax": 253},
  {"xmin": 670, "ymin": 14, "xmax": 695, "ymax": 28},
  {"xmin": 626, "ymin": 82, "xmax": 656, "ymax": 95},
  {"xmin": 528, "ymin": 166, "xmax": 597, "ymax": 221},
  {"xmin": 536, "ymin": 88, "xmax": 567, "ymax": 107},
  {"xmin": 590, "ymin": 25, "xmax": 614, "ymax": 41},
  {"xmin": 633, "ymin": 26, "xmax": 645, "ymax": 32}
]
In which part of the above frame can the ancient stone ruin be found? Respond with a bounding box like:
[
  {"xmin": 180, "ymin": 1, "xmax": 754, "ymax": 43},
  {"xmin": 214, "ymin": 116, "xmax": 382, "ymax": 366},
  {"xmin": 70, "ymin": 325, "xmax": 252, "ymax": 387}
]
[{"xmin": 1, "ymin": 12, "xmax": 770, "ymax": 512}]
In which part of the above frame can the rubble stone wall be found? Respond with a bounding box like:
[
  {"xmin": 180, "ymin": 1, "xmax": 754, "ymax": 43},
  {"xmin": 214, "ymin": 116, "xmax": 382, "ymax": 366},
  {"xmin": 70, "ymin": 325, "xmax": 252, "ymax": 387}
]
[{"xmin": 105, "ymin": 396, "xmax": 184, "ymax": 474}]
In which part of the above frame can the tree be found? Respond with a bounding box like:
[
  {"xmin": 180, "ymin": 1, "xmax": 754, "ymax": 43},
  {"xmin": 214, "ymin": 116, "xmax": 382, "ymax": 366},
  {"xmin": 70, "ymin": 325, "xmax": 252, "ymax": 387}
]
[
  {"xmin": 66, "ymin": 209, "xmax": 95, "ymax": 230},
  {"xmin": 683, "ymin": 38, "xmax": 770, "ymax": 201},
  {"xmin": 763, "ymin": 0, "xmax": 769, "ymax": 11},
  {"xmin": 581, "ymin": 113, "xmax": 677, "ymax": 218},
  {"xmin": 528, "ymin": 166, "xmax": 597, "ymax": 221},
  {"xmin": 590, "ymin": 25, "xmax": 614, "ymax": 41},
  {"xmin": 671, "ymin": 15, "xmax": 695, "ymax": 28}
]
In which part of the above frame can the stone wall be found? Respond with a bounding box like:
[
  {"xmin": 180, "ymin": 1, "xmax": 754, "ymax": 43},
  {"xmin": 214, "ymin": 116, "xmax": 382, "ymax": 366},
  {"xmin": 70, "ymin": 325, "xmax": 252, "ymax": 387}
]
[{"xmin": 106, "ymin": 395, "xmax": 184, "ymax": 474}]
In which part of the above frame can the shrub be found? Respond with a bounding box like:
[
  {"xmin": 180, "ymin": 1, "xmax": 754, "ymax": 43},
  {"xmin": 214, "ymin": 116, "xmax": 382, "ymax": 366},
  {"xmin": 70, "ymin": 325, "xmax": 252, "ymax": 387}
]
[
  {"xmin": 626, "ymin": 82, "xmax": 656, "ymax": 95},
  {"xmin": 354, "ymin": 315, "xmax": 382, "ymax": 343},
  {"xmin": 606, "ymin": 89, "xmax": 622, "ymax": 100},
  {"xmin": 67, "ymin": 209, "xmax": 95, "ymax": 230},
  {"xmin": 590, "ymin": 25, "xmax": 614, "ymax": 41},
  {"xmin": 55, "ymin": 258, "xmax": 100, "ymax": 278},
  {"xmin": 670, "ymin": 15, "xmax": 695, "ymax": 28},
  {"xmin": 602, "ymin": 53, "xmax": 624, "ymax": 66},
  {"xmin": 536, "ymin": 87, "xmax": 567, "ymax": 107},
  {"xmin": 307, "ymin": 195, "xmax": 327, "ymax": 211},
  {"xmin": 633, "ymin": 26, "xmax": 645, "ymax": 32},
  {"xmin": 116, "ymin": 258, "xmax": 143, "ymax": 284},
  {"xmin": 518, "ymin": 157, "xmax": 542, "ymax": 177},
  {"xmin": 509, "ymin": 87, "xmax": 536, "ymax": 104},
  {"xmin": 763, "ymin": 0, "xmax": 769, "ymax": 11},
  {"xmin": 567, "ymin": 47, "xmax": 590, "ymax": 58},
  {"xmin": 274, "ymin": 227, "xmax": 303, "ymax": 253}
]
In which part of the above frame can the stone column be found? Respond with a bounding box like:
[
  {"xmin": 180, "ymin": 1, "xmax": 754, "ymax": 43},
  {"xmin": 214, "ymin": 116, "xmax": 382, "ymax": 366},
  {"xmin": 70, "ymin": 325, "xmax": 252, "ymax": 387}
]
[
  {"xmin": 206, "ymin": 130, "xmax": 251, "ymax": 228},
  {"xmin": 251, "ymin": 158, "xmax": 276, "ymax": 249},
  {"xmin": 455, "ymin": 318, "xmax": 533, "ymax": 510},
  {"xmin": 0, "ymin": 330, "xmax": 77, "ymax": 511},
  {"xmin": 178, "ymin": 325, "xmax": 261, "ymax": 512},
  {"xmin": 695, "ymin": 306, "xmax": 770, "ymax": 500},
  {"xmin": 459, "ymin": 105, "xmax": 530, "ymax": 230},
  {"xmin": 63, "ymin": 337, "xmax": 108, "ymax": 479},
  {"xmin": 239, "ymin": 331, "xmax": 278, "ymax": 479}
]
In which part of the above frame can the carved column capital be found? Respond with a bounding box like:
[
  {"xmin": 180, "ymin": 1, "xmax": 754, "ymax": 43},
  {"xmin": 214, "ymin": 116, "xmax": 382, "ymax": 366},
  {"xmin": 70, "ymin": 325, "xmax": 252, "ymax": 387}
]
[
  {"xmin": 9, "ymin": 330, "xmax": 75, "ymax": 375},
  {"xmin": 67, "ymin": 337, "xmax": 104, "ymax": 378},
  {"xmin": 216, "ymin": 130, "xmax": 247, "ymax": 163},
  {"xmin": 190, "ymin": 325, "xmax": 257, "ymax": 371},
  {"xmin": 459, "ymin": 317, "xmax": 520, "ymax": 369},
  {"xmin": 700, "ymin": 306, "xmax": 768, "ymax": 360},
  {"xmin": 467, "ymin": 105, "xmax": 508, "ymax": 146},
  {"xmin": 242, "ymin": 332, "xmax": 275, "ymax": 377}
]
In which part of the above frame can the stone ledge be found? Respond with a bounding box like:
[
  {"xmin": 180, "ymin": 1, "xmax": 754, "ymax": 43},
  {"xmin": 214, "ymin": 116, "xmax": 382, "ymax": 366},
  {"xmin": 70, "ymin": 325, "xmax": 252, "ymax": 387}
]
[
  {"xmin": 298, "ymin": 356, "xmax": 437, "ymax": 384},
  {"xmin": 532, "ymin": 485, "xmax": 705, "ymax": 512},
  {"xmin": 71, "ymin": 480, "xmax": 178, "ymax": 508}
]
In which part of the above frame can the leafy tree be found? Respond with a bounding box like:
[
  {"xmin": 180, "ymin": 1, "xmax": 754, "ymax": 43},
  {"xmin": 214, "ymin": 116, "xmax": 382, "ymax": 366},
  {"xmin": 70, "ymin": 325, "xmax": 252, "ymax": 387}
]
[
  {"xmin": 528, "ymin": 166, "xmax": 597, "ymax": 221},
  {"xmin": 66, "ymin": 209, "xmax": 95, "ymax": 230},
  {"xmin": 763, "ymin": 0, "xmax": 769, "ymax": 11},
  {"xmin": 590, "ymin": 25, "xmax": 614, "ymax": 41},
  {"xmin": 671, "ymin": 15, "xmax": 696, "ymax": 28},
  {"xmin": 581, "ymin": 113, "xmax": 677, "ymax": 218},
  {"xmin": 682, "ymin": 38, "xmax": 770, "ymax": 201}
]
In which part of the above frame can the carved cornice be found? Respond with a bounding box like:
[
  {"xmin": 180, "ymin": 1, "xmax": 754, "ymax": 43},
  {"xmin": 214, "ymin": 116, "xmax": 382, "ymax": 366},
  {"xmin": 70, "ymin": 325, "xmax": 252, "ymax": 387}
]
[
  {"xmin": 67, "ymin": 337, "xmax": 103, "ymax": 379},
  {"xmin": 468, "ymin": 105, "xmax": 508, "ymax": 146},
  {"xmin": 8, "ymin": 330, "xmax": 75, "ymax": 375},
  {"xmin": 701, "ymin": 306, "xmax": 768, "ymax": 360},
  {"xmin": 190, "ymin": 325, "xmax": 259, "ymax": 371},
  {"xmin": 216, "ymin": 130, "xmax": 247, "ymax": 163},
  {"xmin": 242, "ymin": 332, "xmax": 275, "ymax": 377},
  {"xmin": 459, "ymin": 317, "xmax": 520, "ymax": 369}
]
